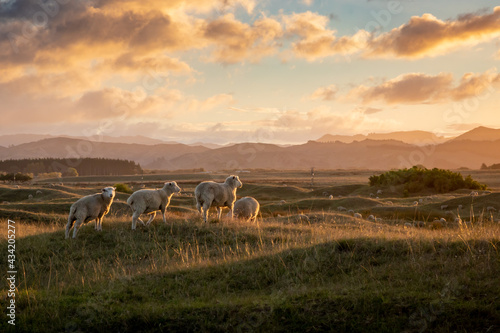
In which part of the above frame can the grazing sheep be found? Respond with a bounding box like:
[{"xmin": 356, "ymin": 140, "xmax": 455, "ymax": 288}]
[
  {"xmin": 14, "ymin": 185, "xmax": 20, "ymax": 189},
  {"xmin": 440, "ymin": 205, "xmax": 448, "ymax": 210},
  {"xmin": 323, "ymin": 192, "xmax": 329, "ymax": 197},
  {"xmin": 279, "ymin": 199, "xmax": 287, "ymax": 205},
  {"xmin": 28, "ymin": 194, "xmax": 33, "ymax": 199},
  {"xmin": 368, "ymin": 215, "xmax": 375, "ymax": 221},
  {"xmin": 454, "ymin": 217, "xmax": 462, "ymax": 223},
  {"xmin": 470, "ymin": 191, "xmax": 478, "ymax": 196},
  {"xmin": 353, "ymin": 213, "xmax": 362, "ymax": 219},
  {"xmin": 337, "ymin": 206, "xmax": 347, "ymax": 212},
  {"xmin": 195, "ymin": 175, "xmax": 243, "ymax": 223},
  {"xmin": 439, "ymin": 218, "xmax": 447, "ymax": 223},
  {"xmin": 412, "ymin": 201, "xmax": 418, "ymax": 206},
  {"xmin": 369, "ymin": 193, "xmax": 375, "ymax": 198},
  {"xmin": 487, "ymin": 206, "xmax": 497, "ymax": 212},
  {"xmin": 377, "ymin": 190, "xmax": 383, "ymax": 195},
  {"xmin": 458, "ymin": 205, "xmax": 463, "ymax": 210},
  {"xmin": 328, "ymin": 195, "xmax": 334, "ymax": 200},
  {"xmin": 348, "ymin": 209, "xmax": 354, "ymax": 214},
  {"xmin": 232, "ymin": 197, "xmax": 260, "ymax": 222},
  {"xmin": 404, "ymin": 223, "xmax": 413, "ymax": 228},
  {"xmin": 36, "ymin": 190, "xmax": 42, "ymax": 195},
  {"xmin": 127, "ymin": 181, "xmax": 181, "ymax": 230},
  {"xmin": 295, "ymin": 214, "xmax": 310, "ymax": 222},
  {"xmin": 65, "ymin": 187, "xmax": 116, "ymax": 239},
  {"xmin": 2, "ymin": 201, "xmax": 10, "ymax": 205}
]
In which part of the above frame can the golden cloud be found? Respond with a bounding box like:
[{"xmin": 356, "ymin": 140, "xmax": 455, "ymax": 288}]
[
  {"xmin": 307, "ymin": 84, "xmax": 338, "ymax": 101},
  {"xmin": 203, "ymin": 14, "xmax": 283, "ymax": 63},
  {"xmin": 366, "ymin": 7, "xmax": 500, "ymax": 58},
  {"xmin": 345, "ymin": 70, "xmax": 500, "ymax": 105},
  {"xmin": 283, "ymin": 11, "xmax": 368, "ymax": 60}
]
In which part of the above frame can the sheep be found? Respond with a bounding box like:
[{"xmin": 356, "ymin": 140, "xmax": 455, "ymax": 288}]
[
  {"xmin": 487, "ymin": 206, "xmax": 497, "ymax": 212},
  {"xmin": 470, "ymin": 191, "xmax": 478, "ymax": 196},
  {"xmin": 337, "ymin": 206, "xmax": 347, "ymax": 212},
  {"xmin": 412, "ymin": 201, "xmax": 418, "ymax": 206},
  {"xmin": 353, "ymin": 213, "xmax": 362, "ymax": 219},
  {"xmin": 231, "ymin": 197, "xmax": 260, "ymax": 222},
  {"xmin": 439, "ymin": 217, "xmax": 447, "ymax": 223},
  {"xmin": 377, "ymin": 190, "xmax": 383, "ymax": 195},
  {"xmin": 440, "ymin": 205, "xmax": 448, "ymax": 210},
  {"xmin": 279, "ymin": 199, "xmax": 287, "ymax": 205},
  {"xmin": 127, "ymin": 181, "xmax": 181, "ymax": 230},
  {"xmin": 28, "ymin": 194, "xmax": 33, "ymax": 199},
  {"xmin": 404, "ymin": 222, "xmax": 413, "ymax": 228},
  {"xmin": 195, "ymin": 175, "xmax": 242, "ymax": 223},
  {"xmin": 328, "ymin": 195, "xmax": 334, "ymax": 200},
  {"xmin": 368, "ymin": 214, "xmax": 375, "ymax": 221},
  {"xmin": 458, "ymin": 204, "xmax": 463, "ymax": 210},
  {"xmin": 419, "ymin": 198, "xmax": 424, "ymax": 204},
  {"xmin": 65, "ymin": 187, "xmax": 116, "ymax": 239},
  {"xmin": 36, "ymin": 190, "xmax": 42, "ymax": 195},
  {"xmin": 369, "ymin": 193, "xmax": 375, "ymax": 198}
]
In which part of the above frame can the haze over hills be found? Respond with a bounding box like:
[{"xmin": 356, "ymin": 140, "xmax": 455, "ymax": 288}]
[
  {"xmin": 1, "ymin": 127, "xmax": 499, "ymax": 171},
  {"xmin": 316, "ymin": 130, "xmax": 449, "ymax": 145},
  {"xmin": 451, "ymin": 126, "xmax": 500, "ymax": 142}
]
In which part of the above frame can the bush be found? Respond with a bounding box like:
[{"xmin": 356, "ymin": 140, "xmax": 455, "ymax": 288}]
[
  {"xmin": 114, "ymin": 183, "xmax": 133, "ymax": 194},
  {"xmin": 369, "ymin": 166, "xmax": 487, "ymax": 194}
]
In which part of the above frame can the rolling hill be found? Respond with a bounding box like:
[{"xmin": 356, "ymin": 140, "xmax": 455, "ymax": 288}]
[
  {"xmin": 317, "ymin": 130, "xmax": 448, "ymax": 145},
  {"xmin": 1, "ymin": 127, "xmax": 500, "ymax": 171}
]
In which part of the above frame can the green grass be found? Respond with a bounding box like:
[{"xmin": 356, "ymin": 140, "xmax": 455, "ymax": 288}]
[{"xmin": 0, "ymin": 172, "xmax": 499, "ymax": 332}]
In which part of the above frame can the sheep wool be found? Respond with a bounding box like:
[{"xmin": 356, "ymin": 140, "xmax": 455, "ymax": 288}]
[
  {"xmin": 195, "ymin": 175, "xmax": 243, "ymax": 223},
  {"xmin": 127, "ymin": 181, "xmax": 181, "ymax": 230},
  {"xmin": 65, "ymin": 187, "xmax": 116, "ymax": 239}
]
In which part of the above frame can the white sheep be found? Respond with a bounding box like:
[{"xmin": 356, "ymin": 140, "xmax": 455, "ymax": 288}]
[
  {"xmin": 231, "ymin": 197, "xmax": 260, "ymax": 222},
  {"xmin": 353, "ymin": 213, "xmax": 362, "ymax": 219},
  {"xmin": 36, "ymin": 190, "xmax": 43, "ymax": 195},
  {"xmin": 440, "ymin": 205, "xmax": 448, "ymax": 210},
  {"xmin": 368, "ymin": 214, "xmax": 375, "ymax": 221},
  {"xmin": 127, "ymin": 181, "xmax": 181, "ymax": 230},
  {"xmin": 28, "ymin": 194, "xmax": 33, "ymax": 199},
  {"xmin": 65, "ymin": 187, "xmax": 116, "ymax": 239},
  {"xmin": 337, "ymin": 206, "xmax": 347, "ymax": 212},
  {"xmin": 328, "ymin": 195, "xmax": 334, "ymax": 200},
  {"xmin": 377, "ymin": 190, "xmax": 383, "ymax": 195},
  {"xmin": 195, "ymin": 175, "xmax": 243, "ymax": 223},
  {"xmin": 487, "ymin": 206, "xmax": 497, "ymax": 212}
]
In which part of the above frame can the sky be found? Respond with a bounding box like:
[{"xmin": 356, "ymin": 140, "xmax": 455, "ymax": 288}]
[{"xmin": 1, "ymin": 0, "xmax": 499, "ymax": 145}]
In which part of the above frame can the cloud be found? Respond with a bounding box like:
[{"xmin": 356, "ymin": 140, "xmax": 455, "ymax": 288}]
[
  {"xmin": 366, "ymin": 7, "xmax": 500, "ymax": 58},
  {"xmin": 203, "ymin": 13, "xmax": 283, "ymax": 63},
  {"xmin": 307, "ymin": 84, "xmax": 338, "ymax": 101},
  {"xmin": 345, "ymin": 69, "xmax": 500, "ymax": 105},
  {"xmin": 284, "ymin": 11, "xmax": 368, "ymax": 61}
]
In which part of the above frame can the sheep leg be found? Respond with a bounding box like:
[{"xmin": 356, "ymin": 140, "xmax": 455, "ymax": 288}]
[
  {"xmin": 65, "ymin": 220, "xmax": 75, "ymax": 239},
  {"xmin": 217, "ymin": 207, "xmax": 222, "ymax": 221},
  {"xmin": 202, "ymin": 203, "xmax": 210, "ymax": 223},
  {"xmin": 97, "ymin": 218, "xmax": 102, "ymax": 231},
  {"xmin": 132, "ymin": 211, "xmax": 145, "ymax": 230},
  {"xmin": 72, "ymin": 219, "xmax": 83, "ymax": 238},
  {"xmin": 161, "ymin": 208, "xmax": 166, "ymax": 224},
  {"xmin": 146, "ymin": 211, "xmax": 156, "ymax": 226},
  {"xmin": 228, "ymin": 205, "xmax": 234, "ymax": 219}
]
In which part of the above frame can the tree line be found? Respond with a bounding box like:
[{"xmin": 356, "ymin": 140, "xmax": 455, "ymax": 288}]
[{"xmin": 0, "ymin": 158, "xmax": 142, "ymax": 176}]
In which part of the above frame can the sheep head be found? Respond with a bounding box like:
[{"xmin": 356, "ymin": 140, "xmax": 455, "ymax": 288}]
[
  {"xmin": 226, "ymin": 175, "xmax": 243, "ymax": 189},
  {"xmin": 101, "ymin": 187, "xmax": 116, "ymax": 199},
  {"xmin": 164, "ymin": 181, "xmax": 182, "ymax": 194}
]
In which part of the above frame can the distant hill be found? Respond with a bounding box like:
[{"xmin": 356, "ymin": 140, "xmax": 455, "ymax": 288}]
[
  {"xmin": 2, "ymin": 130, "xmax": 500, "ymax": 171},
  {"xmin": 0, "ymin": 138, "xmax": 210, "ymax": 168},
  {"xmin": 317, "ymin": 130, "xmax": 448, "ymax": 145},
  {"xmin": 451, "ymin": 126, "xmax": 500, "ymax": 142}
]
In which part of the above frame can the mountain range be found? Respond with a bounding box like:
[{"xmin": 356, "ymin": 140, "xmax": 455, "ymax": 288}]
[{"xmin": 1, "ymin": 127, "xmax": 499, "ymax": 171}]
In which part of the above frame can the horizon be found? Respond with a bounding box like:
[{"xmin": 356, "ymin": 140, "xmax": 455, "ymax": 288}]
[{"xmin": 1, "ymin": 1, "xmax": 500, "ymax": 145}]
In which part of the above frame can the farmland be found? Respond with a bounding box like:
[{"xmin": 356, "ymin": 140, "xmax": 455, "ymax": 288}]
[{"xmin": 1, "ymin": 169, "xmax": 499, "ymax": 332}]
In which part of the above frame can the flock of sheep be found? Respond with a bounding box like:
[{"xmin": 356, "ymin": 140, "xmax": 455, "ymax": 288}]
[{"xmin": 65, "ymin": 175, "xmax": 260, "ymax": 239}]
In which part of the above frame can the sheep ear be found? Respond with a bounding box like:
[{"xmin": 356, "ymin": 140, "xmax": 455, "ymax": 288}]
[
  {"xmin": 101, "ymin": 188, "xmax": 105, "ymax": 192},
  {"xmin": 113, "ymin": 187, "xmax": 116, "ymax": 190}
]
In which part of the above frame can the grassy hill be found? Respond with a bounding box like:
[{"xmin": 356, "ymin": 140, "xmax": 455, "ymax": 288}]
[{"xmin": 0, "ymin": 172, "xmax": 499, "ymax": 331}]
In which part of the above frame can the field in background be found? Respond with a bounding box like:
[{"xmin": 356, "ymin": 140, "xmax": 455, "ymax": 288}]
[{"xmin": 1, "ymin": 169, "xmax": 499, "ymax": 332}]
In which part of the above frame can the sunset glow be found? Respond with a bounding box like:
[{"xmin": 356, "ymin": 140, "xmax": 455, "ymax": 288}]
[{"xmin": 1, "ymin": 0, "xmax": 499, "ymax": 144}]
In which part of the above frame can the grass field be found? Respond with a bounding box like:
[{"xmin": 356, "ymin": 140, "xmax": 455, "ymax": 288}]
[{"xmin": 1, "ymin": 170, "xmax": 499, "ymax": 332}]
